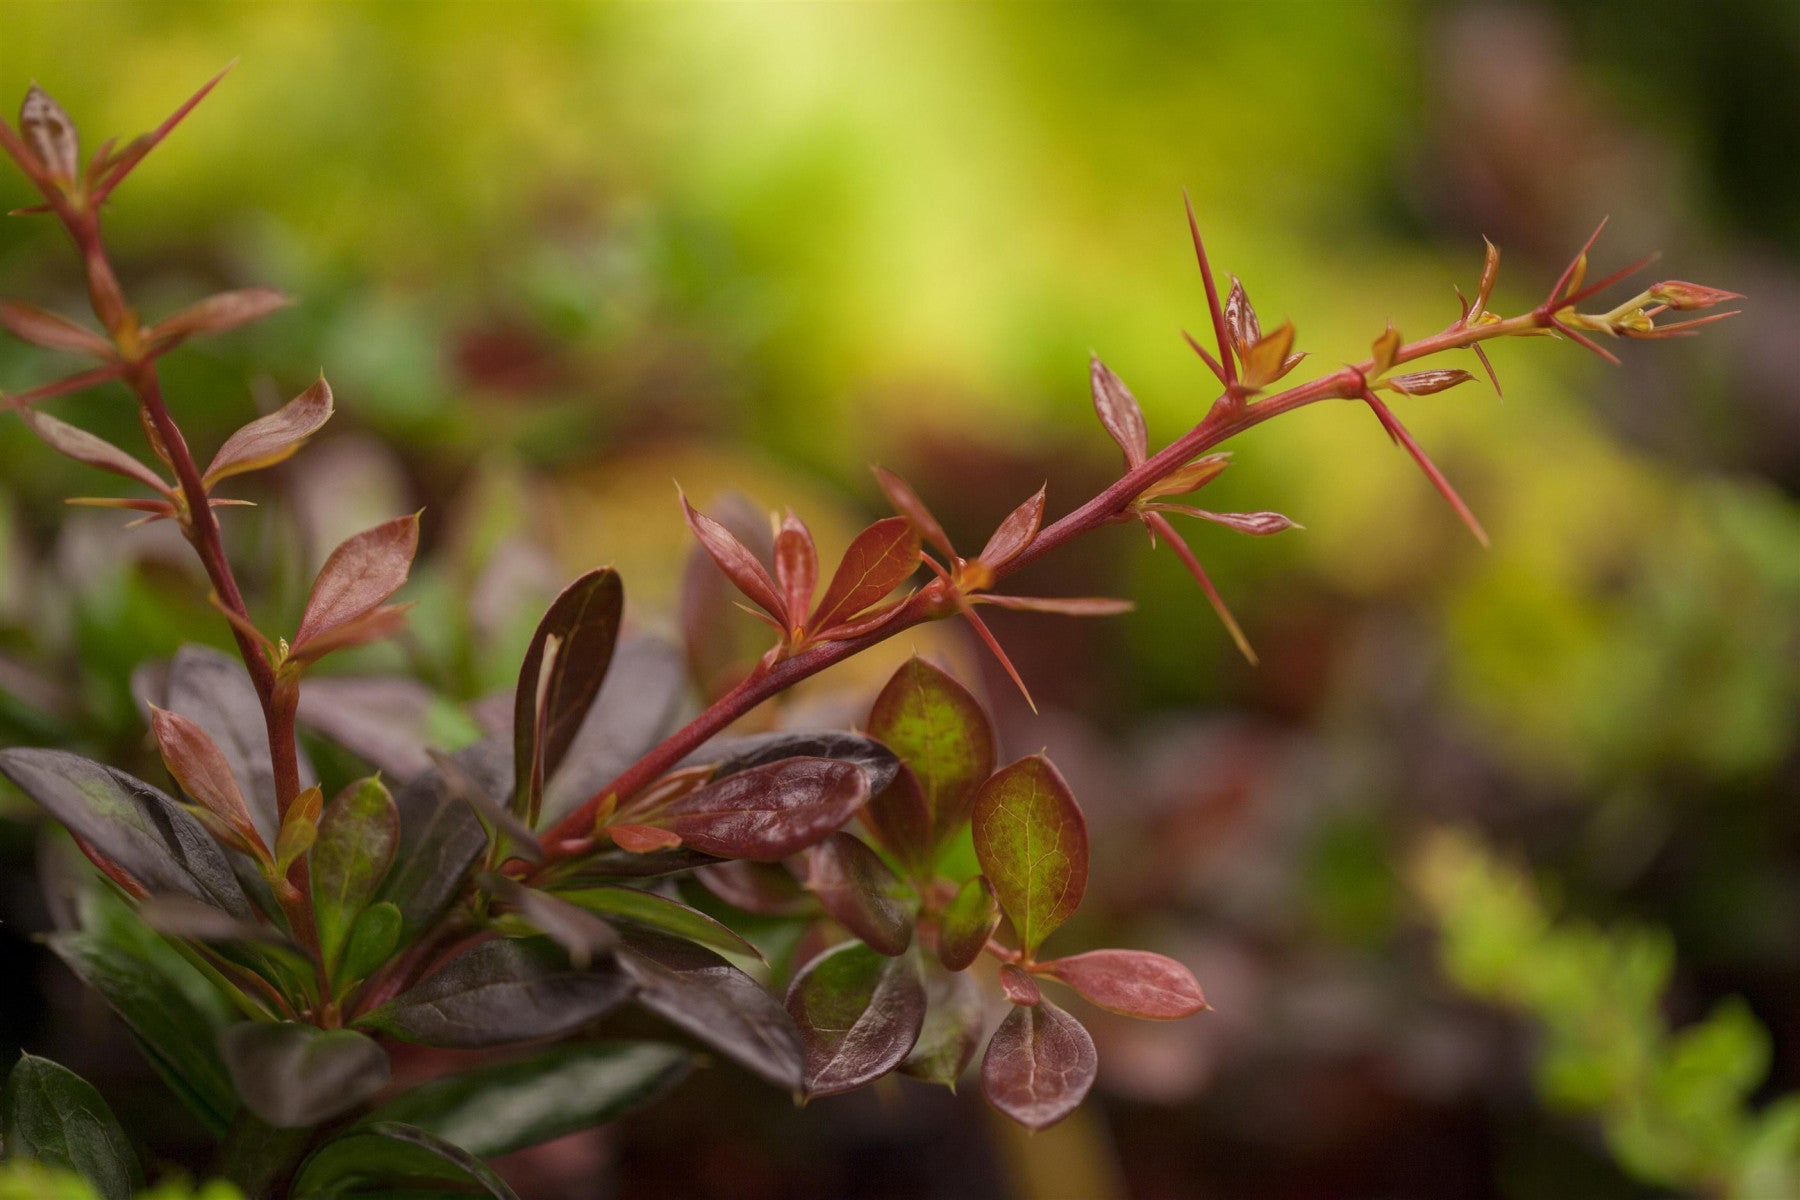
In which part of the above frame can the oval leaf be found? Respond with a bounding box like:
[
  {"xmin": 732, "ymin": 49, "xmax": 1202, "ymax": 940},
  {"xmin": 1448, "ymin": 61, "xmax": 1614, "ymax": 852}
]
[
  {"xmin": 704, "ymin": 730, "xmax": 900, "ymax": 796},
  {"xmin": 292, "ymin": 1121, "xmax": 519, "ymax": 1200},
  {"xmin": 998, "ymin": 963, "xmax": 1042, "ymax": 1006},
  {"xmin": 971, "ymin": 755, "xmax": 1087, "ymax": 956},
  {"xmin": 1040, "ymin": 949, "xmax": 1208, "ymax": 1020},
  {"xmin": 294, "ymin": 514, "xmax": 420, "ymax": 653},
  {"xmin": 867, "ymin": 657, "xmax": 994, "ymax": 858},
  {"xmin": 2, "ymin": 1054, "xmax": 143, "ymax": 1200},
  {"xmin": 312, "ymin": 777, "xmax": 400, "ymax": 973},
  {"xmin": 785, "ymin": 941, "xmax": 925, "ymax": 1098},
  {"xmin": 149, "ymin": 287, "xmax": 290, "ymax": 347},
  {"xmin": 773, "ymin": 510, "xmax": 818, "ymax": 628},
  {"xmin": 617, "ymin": 926, "xmax": 804, "ymax": 1091},
  {"xmin": 862, "ymin": 766, "xmax": 931, "ymax": 873},
  {"xmin": 802, "ymin": 832, "xmax": 913, "ymax": 957},
  {"xmin": 203, "ymin": 376, "xmax": 332, "ymax": 486},
  {"xmin": 219, "ymin": 1022, "xmax": 390, "ymax": 1128},
  {"xmin": 150, "ymin": 706, "xmax": 257, "ymax": 846},
  {"xmin": 0, "ymin": 300, "xmax": 113, "ymax": 357},
  {"xmin": 339, "ymin": 901, "xmax": 403, "ymax": 986},
  {"xmin": 871, "ymin": 465, "xmax": 956, "ymax": 560},
  {"xmin": 378, "ymin": 739, "xmax": 509, "ymax": 940},
  {"xmin": 805, "ymin": 517, "xmax": 920, "ymax": 636},
  {"xmin": 937, "ymin": 875, "xmax": 1000, "ymax": 971},
  {"xmin": 980, "ymin": 998, "xmax": 1096, "ymax": 1130},
  {"xmin": 361, "ymin": 1041, "xmax": 692, "ymax": 1161},
  {"xmin": 513, "ymin": 568, "xmax": 624, "ymax": 823},
  {"xmin": 654, "ymin": 757, "xmax": 870, "ymax": 863},
  {"xmin": 359, "ymin": 938, "xmax": 632, "ymax": 1049}
]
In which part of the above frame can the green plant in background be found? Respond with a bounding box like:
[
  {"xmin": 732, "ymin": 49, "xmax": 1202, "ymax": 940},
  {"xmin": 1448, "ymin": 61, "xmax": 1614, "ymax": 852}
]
[
  {"xmin": 1417, "ymin": 830, "xmax": 1800, "ymax": 1200},
  {"xmin": 0, "ymin": 72, "xmax": 1742, "ymax": 1199}
]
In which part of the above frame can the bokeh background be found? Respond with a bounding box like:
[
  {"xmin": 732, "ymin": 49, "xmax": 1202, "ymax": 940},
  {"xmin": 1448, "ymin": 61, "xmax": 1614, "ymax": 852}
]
[{"xmin": 2, "ymin": 2, "xmax": 1798, "ymax": 1198}]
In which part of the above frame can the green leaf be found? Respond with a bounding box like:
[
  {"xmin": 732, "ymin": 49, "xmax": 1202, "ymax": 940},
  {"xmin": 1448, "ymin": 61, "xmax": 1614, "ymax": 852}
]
[
  {"xmin": 47, "ymin": 932, "xmax": 237, "ymax": 1134},
  {"xmin": 936, "ymin": 875, "xmax": 1000, "ymax": 971},
  {"xmin": 357, "ymin": 938, "xmax": 631, "ymax": 1049},
  {"xmin": 2, "ymin": 1054, "xmax": 143, "ymax": 1200},
  {"xmin": 311, "ymin": 777, "xmax": 399, "ymax": 974},
  {"xmin": 291, "ymin": 1122, "xmax": 518, "ymax": 1199},
  {"xmin": 971, "ymin": 755, "xmax": 1087, "ymax": 956},
  {"xmin": 552, "ymin": 883, "xmax": 762, "ymax": 962},
  {"xmin": 338, "ymin": 901, "xmax": 403, "ymax": 987},
  {"xmin": 902, "ymin": 958, "xmax": 984, "ymax": 1088},
  {"xmin": 513, "ymin": 569, "xmax": 624, "ymax": 827},
  {"xmin": 0, "ymin": 749, "xmax": 250, "ymax": 917},
  {"xmin": 785, "ymin": 941, "xmax": 925, "ymax": 1098},
  {"xmin": 866, "ymin": 657, "xmax": 994, "ymax": 862},
  {"xmin": 219, "ymin": 1023, "xmax": 390, "ymax": 1128},
  {"xmin": 362, "ymin": 1042, "xmax": 691, "ymax": 1160}
]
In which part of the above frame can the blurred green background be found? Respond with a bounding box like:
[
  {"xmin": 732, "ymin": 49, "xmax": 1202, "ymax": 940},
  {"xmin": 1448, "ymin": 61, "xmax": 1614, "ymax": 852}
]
[{"xmin": 2, "ymin": 2, "xmax": 1798, "ymax": 1198}]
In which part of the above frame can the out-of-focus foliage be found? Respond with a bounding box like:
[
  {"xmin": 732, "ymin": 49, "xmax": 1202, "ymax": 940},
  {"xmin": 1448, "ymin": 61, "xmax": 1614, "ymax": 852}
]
[{"xmin": 1418, "ymin": 830, "xmax": 1800, "ymax": 1200}]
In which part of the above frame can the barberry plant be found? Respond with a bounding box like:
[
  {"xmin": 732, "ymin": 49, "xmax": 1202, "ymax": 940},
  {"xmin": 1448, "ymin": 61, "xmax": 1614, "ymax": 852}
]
[{"xmin": 0, "ymin": 75, "xmax": 1741, "ymax": 1198}]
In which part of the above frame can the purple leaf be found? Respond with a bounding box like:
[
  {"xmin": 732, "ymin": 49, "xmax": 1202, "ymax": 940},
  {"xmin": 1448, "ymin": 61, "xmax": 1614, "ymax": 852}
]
[
  {"xmin": 980, "ymin": 998, "xmax": 1096, "ymax": 1130},
  {"xmin": 1039, "ymin": 949, "xmax": 1208, "ymax": 1020},
  {"xmin": 647, "ymin": 757, "xmax": 870, "ymax": 863},
  {"xmin": 801, "ymin": 832, "xmax": 914, "ymax": 956},
  {"xmin": 785, "ymin": 941, "xmax": 925, "ymax": 1097}
]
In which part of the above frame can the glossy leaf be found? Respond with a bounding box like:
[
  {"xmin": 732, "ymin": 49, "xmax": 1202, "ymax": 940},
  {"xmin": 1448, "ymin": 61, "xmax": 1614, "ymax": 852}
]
[
  {"xmin": 901, "ymin": 958, "xmax": 984, "ymax": 1087},
  {"xmin": 998, "ymin": 963, "xmax": 1042, "ymax": 1006},
  {"xmin": 378, "ymin": 739, "xmax": 508, "ymax": 940},
  {"xmin": 785, "ymin": 941, "xmax": 925, "ymax": 1097},
  {"xmin": 651, "ymin": 757, "xmax": 870, "ymax": 863},
  {"xmin": 555, "ymin": 883, "xmax": 762, "ymax": 961},
  {"xmin": 47, "ymin": 931, "xmax": 237, "ymax": 1134},
  {"xmin": 147, "ymin": 288, "xmax": 290, "ymax": 349},
  {"xmin": 980, "ymin": 997, "xmax": 1096, "ymax": 1130},
  {"xmin": 936, "ymin": 875, "xmax": 1000, "ymax": 971},
  {"xmin": 362, "ymin": 1041, "xmax": 692, "ymax": 1161},
  {"xmin": 617, "ymin": 926, "xmax": 804, "ymax": 1091},
  {"xmin": 679, "ymin": 491, "xmax": 786, "ymax": 624},
  {"xmin": 513, "ymin": 568, "xmax": 624, "ymax": 824},
  {"xmin": 292, "ymin": 1122, "xmax": 519, "ymax": 1200},
  {"xmin": 1089, "ymin": 356, "xmax": 1148, "ymax": 468},
  {"xmin": 0, "ymin": 300, "xmax": 113, "ymax": 357},
  {"xmin": 293, "ymin": 514, "xmax": 420, "ymax": 654},
  {"xmin": 149, "ymin": 706, "xmax": 259, "ymax": 850},
  {"xmin": 202, "ymin": 376, "xmax": 332, "ymax": 486},
  {"xmin": 219, "ymin": 1022, "xmax": 390, "ymax": 1128},
  {"xmin": 802, "ymin": 832, "xmax": 913, "ymax": 956},
  {"xmin": 2, "ymin": 1054, "xmax": 142, "ymax": 1200},
  {"xmin": 312, "ymin": 777, "xmax": 399, "ymax": 973},
  {"xmin": 704, "ymin": 730, "xmax": 900, "ymax": 796},
  {"xmin": 339, "ymin": 901, "xmax": 403, "ymax": 986},
  {"xmin": 773, "ymin": 509, "xmax": 818, "ymax": 628},
  {"xmin": 867, "ymin": 657, "xmax": 994, "ymax": 857},
  {"xmin": 0, "ymin": 749, "xmax": 250, "ymax": 916},
  {"xmin": 975, "ymin": 486, "xmax": 1045, "ymax": 569},
  {"xmin": 972, "ymin": 755, "xmax": 1087, "ymax": 955},
  {"xmin": 805, "ymin": 517, "xmax": 919, "ymax": 636},
  {"xmin": 1039, "ymin": 949, "xmax": 1208, "ymax": 1020},
  {"xmin": 871, "ymin": 465, "xmax": 956, "ymax": 560},
  {"xmin": 359, "ymin": 938, "xmax": 632, "ymax": 1049},
  {"xmin": 16, "ymin": 408, "xmax": 168, "ymax": 493}
]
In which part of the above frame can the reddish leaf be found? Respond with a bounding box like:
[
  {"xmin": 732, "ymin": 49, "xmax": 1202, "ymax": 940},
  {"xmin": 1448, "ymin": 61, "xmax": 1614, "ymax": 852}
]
[
  {"xmin": 294, "ymin": 514, "xmax": 421, "ymax": 654},
  {"xmin": 998, "ymin": 963, "xmax": 1041, "ymax": 1007},
  {"xmin": 772, "ymin": 509, "xmax": 818, "ymax": 630},
  {"xmin": 284, "ymin": 605, "xmax": 412, "ymax": 667},
  {"xmin": 936, "ymin": 875, "xmax": 1000, "ymax": 971},
  {"xmin": 977, "ymin": 594, "xmax": 1135, "ymax": 616},
  {"xmin": 3, "ymin": 362, "xmax": 130, "ymax": 407},
  {"xmin": 786, "ymin": 941, "xmax": 925, "ymax": 1097},
  {"xmin": 866, "ymin": 657, "xmax": 995, "ymax": 858},
  {"xmin": 609, "ymin": 824, "xmax": 683, "ymax": 854},
  {"xmin": 0, "ymin": 301, "xmax": 113, "ymax": 357},
  {"xmin": 971, "ymin": 756, "xmax": 1087, "ymax": 956},
  {"xmin": 16, "ymin": 408, "xmax": 169, "ymax": 494},
  {"xmin": 650, "ymin": 758, "xmax": 870, "ymax": 862},
  {"xmin": 1039, "ymin": 949, "xmax": 1208, "ymax": 1020},
  {"xmin": 901, "ymin": 959, "xmax": 983, "ymax": 1087},
  {"xmin": 149, "ymin": 707, "xmax": 260, "ymax": 852},
  {"xmin": 202, "ymin": 376, "xmax": 333, "ymax": 486},
  {"xmin": 805, "ymin": 517, "xmax": 919, "ymax": 636},
  {"xmin": 18, "ymin": 85, "xmax": 79, "ymax": 183},
  {"xmin": 1089, "ymin": 357, "xmax": 1147, "ymax": 469},
  {"xmin": 1150, "ymin": 505, "xmax": 1298, "ymax": 537},
  {"xmin": 871, "ymin": 466, "xmax": 956, "ymax": 560},
  {"xmin": 1474, "ymin": 237, "xmax": 1500, "ymax": 315},
  {"xmin": 802, "ymin": 832, "xmax": 914, "ymax": 957},
  {"xmin": 1385, "ymin": 369, "xmax": 1474, "ymax": 397},
  {"xmin": 980, "ymin": 998, "xmax": 1096, "ymax": 1130},
  {"xmin": 695, "ymin": 859, "xmax": 812, "ymax": 917},
  {"xmin": 975, "ymin": 486, "xmax": 1045, "ymax": 570},
  {"xmin": 861, "ymin": 766, "xmax": 931, "ymax": 872},
  {"xmin": 679, "ymin": 491, "xmax": 786, "ymax": 625},
  {"xmin": 148, "ymin": 288, "xmax": 290, "ymax": 349},
  {"xmin": 1648, "ymin": 280, "xmax": 1744, "ymax": 311},
  {"xmin": 513, "ymin": 568, "xmax": 624, "ymax": 824}
]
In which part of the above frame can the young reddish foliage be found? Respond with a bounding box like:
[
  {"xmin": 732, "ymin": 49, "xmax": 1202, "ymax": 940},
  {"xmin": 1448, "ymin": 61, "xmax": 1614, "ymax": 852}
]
[
  {"xmin": 1039, "ymin": 949, "xmax": 1208, "ymax": 1020},
  {"xmin": 980, "ymin": 998, "xmax": 1097, "ymax": 1130}
]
